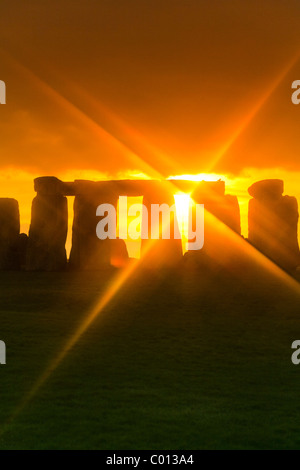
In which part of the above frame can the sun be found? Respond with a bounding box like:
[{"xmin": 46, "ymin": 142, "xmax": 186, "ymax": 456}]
[
  {"xmin": 170, "ymin": 173, "xmax": 228, "ymax": 252},
  {"xmin": 168, "ymin": 173, "xmax": 228, "ymax": 183},
  {"xmin": 174, "ymin": 193, "xmax": 194, "ymax": 253}
]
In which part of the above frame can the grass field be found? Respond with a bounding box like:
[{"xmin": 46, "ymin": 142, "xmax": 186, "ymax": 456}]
[{"xmin": 0, "ymin": 261, "xmax": 299, "ymax": 449}]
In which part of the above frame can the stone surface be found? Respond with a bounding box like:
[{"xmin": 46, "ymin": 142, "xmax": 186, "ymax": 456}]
[
  {"xmin": 69, "ymin": 182, "xmax": 119, "ymax": 269},
  {"xmin": 248, "ymin": 179, "xmax": 284, "ymax": 200},
  {"xmin": 248, "ymin": 191, "xmax": 300, "ymax": 270},
  {"xmin": 187, "ymin": 183, "xmax": 242, "ymax": 270},
  {"xmin": 26, "ymin": 194, "xmax": 68, "ymax": 271},
  {"xmin": 0, "ymin": 198, "xmax": 20, "ymax": 269},
  {"xmin": 110, "ymin": 238, "xmax": 129, "ymax": 268},
  {"xmin": 140, "ymin": 182, "xmax": 183, "ymax": 268},
  {"xmin": 34, "ymin": 176, "xmax": 65, "ymax": 195},
  {"xmin": 16, "ymin": 233, "xmax": 28, "ymax": 269}
]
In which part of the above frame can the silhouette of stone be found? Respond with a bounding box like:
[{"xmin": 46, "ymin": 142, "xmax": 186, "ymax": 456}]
[
  {"xmin": 16, "ymin": 233, "xmax": 28, "ymax": 269},
  {"xmin": 141, "ymin": 182, "xmax": 183, "ymax": 268},
  {"xmin": 110, "ymin": 238, "xmax": 129, "ymax": 268},
  {"xmin": 191, "ymin": 181, "xmax": 241, "ymax": 233},
  {"xmin": 61, "ymin": 181, "xmax": 77, "ymax": 196},
  {"xmin": 112, "ymin": 179, "xmax": 160, "ymax": 198},
  {"xmin": 248, "ymin": 180, "xmax": 300, "ymax": 270},
  {"xmin": 70, "ymin": 180, "xmax": 171, "ymax": 269},
  {"xmin": 28, "ymin": 176, "xmax": 292, "ymax": 273},
  {"xmin": 248, "ymin": 179, "xmax": 283, "ymax": 201},
  {"xmin": 186, "ymin": 181, "xmax": 241, "ymax": 270},
  {"xmin": 204, "ymin": 195, "xmax": 241, "ymax": 234},
  {"xmin": 26, "ymin": 194, "xmax": 68, "ymax": 271},
  {"xmin": 222, "ymin": 195, "xmax": 241, "ymax": 233},
  {"xmin": 192, "ymin": 180, "xmax": 226, "ymax": 198},
  {"xmin": 34, "ymin": 176, "xmax": 65, "ymax": 195},
  {"xmin": 69, "ymin": 181, "xmax": 119, "ymax": 269},
  {"xmin": 0, "ymin": 198, "xmax": 20, "ymax": 269},
  {"xmin": 192, "ymin": 184, "xmax": 241, "ymax": 232}
]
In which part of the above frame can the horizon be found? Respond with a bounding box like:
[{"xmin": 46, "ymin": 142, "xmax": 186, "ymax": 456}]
[{"xmin": 1, "ymin": 169, "xmax": 299, "ymax": 257}]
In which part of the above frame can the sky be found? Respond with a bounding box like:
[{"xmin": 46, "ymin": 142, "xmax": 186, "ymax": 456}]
[{"xmin": 0, "ymin": 0, "xmax": 300, "ymax": 250}]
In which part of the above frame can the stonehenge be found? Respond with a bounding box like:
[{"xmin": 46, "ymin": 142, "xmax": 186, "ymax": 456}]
[{"xmin": 0, "ymin": 177, "xmax": 299, "ymax": 272}]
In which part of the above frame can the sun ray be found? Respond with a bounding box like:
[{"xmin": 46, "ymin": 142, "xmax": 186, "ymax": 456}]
[
  {"xmin": 0, "ymin": 46, "xmax": 299, "ymax": 441},
  {"xmin": 0, "ymin": 234, "xmax": 167, "ymax": 435},
  {"xmin": 207, "ymin": 49, "xmax": 300, "ymax": 172},
  {"xmin": 0, "ymin": 46, "xmax": 181, "ymax": 181},
  {"xmin": 1, "ymin": 194, "xmax": 299, "ymax": 439},
  {"xmin": 56, "ymin": 77, "xmax": 180, "ymax": 176},
  {"xmin": 0, "ymin": 48, "xmax": 162, "ymax": 180},
  {"xmin": 189, "ymin": 198, "xmax": 300, "ymax": 295}
]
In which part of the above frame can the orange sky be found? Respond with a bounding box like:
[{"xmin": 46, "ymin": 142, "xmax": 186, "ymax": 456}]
[{"xmin": 0, "ymin": 1, "xmax": 300, "ymax": 255}]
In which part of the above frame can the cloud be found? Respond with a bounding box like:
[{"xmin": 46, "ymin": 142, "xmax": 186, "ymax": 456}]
[{"xmin": 1, "ymin": 1, "xmax": 300, "ymax": 177}]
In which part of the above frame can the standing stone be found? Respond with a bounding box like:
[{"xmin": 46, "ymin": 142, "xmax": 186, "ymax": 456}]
[
  {"xmin": 110, "ymin": 238, "xmax": 129, "ymax": 268},
  {"xmin": 0, "ymin": 198, "xmax": 20, "ymax": 269},
  {"xmin": 186, "ymin": 181, "xmax": 241, "ymax": 271},
  {"xmin": 16, "ymin": 233, "xmax": 28, "ymax": 270},
  {"xmin": 26, "ymin": 177, "xmax": 68, "ymax": 271},
  {"xmin": 248, "ymin": 179, "xmax": 300, "ymax": 270},
  {"xmin": 69, "ymin": 181, "xmax": 119, "ymax": 270},
  {"xmin": 192, "ymin": 181, "xmax": 241, "ymax": 234},
  {"xmin": 141, "ymin": 182, "xmax": 183, "ymax": 268}
]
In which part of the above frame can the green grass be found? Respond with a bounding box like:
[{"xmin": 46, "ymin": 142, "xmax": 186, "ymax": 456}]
[{"xmin": 0, "ymin": 264, "xmax": 299, "ymax": 449}]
